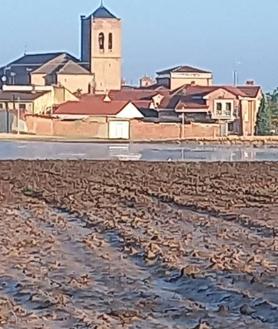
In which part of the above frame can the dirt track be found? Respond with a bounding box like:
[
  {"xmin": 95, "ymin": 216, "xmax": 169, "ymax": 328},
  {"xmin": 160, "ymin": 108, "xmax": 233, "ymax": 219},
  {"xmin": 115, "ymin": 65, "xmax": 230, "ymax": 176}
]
[{"xmin": 0, "ymin": 161, "xmax": 278, "ymax": 329}]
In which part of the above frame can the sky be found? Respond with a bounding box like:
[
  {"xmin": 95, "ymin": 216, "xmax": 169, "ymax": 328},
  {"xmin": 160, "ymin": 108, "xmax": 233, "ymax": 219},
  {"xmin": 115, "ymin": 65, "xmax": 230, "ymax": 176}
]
[{"xmin": 0, "ymin": 0, "xmax": 277, "ymax": 91}]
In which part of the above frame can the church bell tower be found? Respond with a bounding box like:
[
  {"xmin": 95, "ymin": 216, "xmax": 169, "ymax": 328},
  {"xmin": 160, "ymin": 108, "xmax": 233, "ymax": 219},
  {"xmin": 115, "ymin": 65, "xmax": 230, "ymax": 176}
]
[{"xmin": 81, "ymin": 2, "xmax": 122, "ymax": 93}]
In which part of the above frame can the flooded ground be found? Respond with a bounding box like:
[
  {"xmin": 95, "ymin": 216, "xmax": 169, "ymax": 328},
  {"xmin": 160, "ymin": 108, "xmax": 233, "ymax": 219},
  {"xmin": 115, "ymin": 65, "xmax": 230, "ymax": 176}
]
[
  {"xmin": 0, "ymin": 161, "xmax": 277, "ymax": 328},
  {"xmin": 1, "ymin": 141, "xmax": 278, "ymax": 161}
]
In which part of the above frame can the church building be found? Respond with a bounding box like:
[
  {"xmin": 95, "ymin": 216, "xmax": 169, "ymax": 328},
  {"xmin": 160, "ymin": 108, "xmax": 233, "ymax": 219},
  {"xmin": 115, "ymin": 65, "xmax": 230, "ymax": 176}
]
[
  {"xmin": 81, "ymin": 3, "xmax": 122, "ymax": 93},
  {"xmin": 0, "ymin": 2, "xmax": 122, "ymax": 95}
]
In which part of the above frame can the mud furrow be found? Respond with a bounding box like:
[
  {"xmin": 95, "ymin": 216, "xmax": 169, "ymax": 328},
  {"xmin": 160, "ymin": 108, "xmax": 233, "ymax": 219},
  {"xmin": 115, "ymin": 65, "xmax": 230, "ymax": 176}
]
[{"xmin": 0, "ymin": 160, "xmax": 278, "ymax": 329}]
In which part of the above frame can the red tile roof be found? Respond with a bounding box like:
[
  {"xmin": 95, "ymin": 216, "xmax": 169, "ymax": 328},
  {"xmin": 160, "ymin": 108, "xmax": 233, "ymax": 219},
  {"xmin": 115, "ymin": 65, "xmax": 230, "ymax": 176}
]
[
  {"xmin": 237, "ymin": 86, "xmax": 261, "ymax": 98},
  {"xmin": 171, "ymin": 84, "xmax": 259, "ymax": 98},
  {"xmin": 176, "ymin": 101, "xmax": 209, "ymax": 110},
  {"xmin": 54, "ymin": 99, "xmax": 130, "ymax": 116},
  {"xmin": 81, "ymin": 89, "xmax": 168, "ymax": 102},
  {"xmin": 139, "ymin": 84, "xmax": 170, "ymax": 91},
  {"xmin": 132, "ymin": 100, "xmax": 153, "ymax": 108},
  {"xmin": 80, "ymin": 89, "xmax": 171, "ymax": 111},
  {"xmin": 159, "ymin": 84, "xmax": 262, "ymax": 110}
]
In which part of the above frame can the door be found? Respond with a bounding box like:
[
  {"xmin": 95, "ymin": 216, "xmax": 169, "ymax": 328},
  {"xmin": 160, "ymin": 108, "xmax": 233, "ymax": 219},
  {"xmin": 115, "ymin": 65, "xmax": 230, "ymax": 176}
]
[
  {"xmin": 109, "ymin": 121, "xmax": 129, "ymax": 139},
  {"xmin": 220, "ymin": 122, "xmax": 228, "ymax": 137}
]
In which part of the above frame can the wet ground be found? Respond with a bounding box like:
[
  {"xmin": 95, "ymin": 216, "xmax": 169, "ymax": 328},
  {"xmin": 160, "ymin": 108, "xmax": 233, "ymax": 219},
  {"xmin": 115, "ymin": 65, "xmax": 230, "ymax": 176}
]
[
  {"xmin": 1, "ymin": 141, "xmax": 278, "ymax": 161},
  {"xmin": 0, "ymin": 161, "xmax": 277, "ymax": 328}
]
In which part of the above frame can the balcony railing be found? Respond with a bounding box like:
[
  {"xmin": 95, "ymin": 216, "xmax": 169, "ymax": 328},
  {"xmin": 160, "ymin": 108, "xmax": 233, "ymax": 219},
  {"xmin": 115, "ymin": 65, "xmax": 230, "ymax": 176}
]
[{"xmin": 211, "ymin": 112, "xmax": 234, "ymax": 120}]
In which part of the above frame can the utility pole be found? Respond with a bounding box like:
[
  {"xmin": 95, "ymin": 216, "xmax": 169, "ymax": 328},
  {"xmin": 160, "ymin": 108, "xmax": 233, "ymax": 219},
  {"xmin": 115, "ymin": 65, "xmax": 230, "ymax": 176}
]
[
  {"xmin": 10, "ymin": 72, "xmax": 16, "ymax": 85},
  {"xmin": 12, "ymin": 95, "xmax": 16, "ymax": 133},
  {"xmin": 12, "ymin": 95, "xmax": 20, "ymax": 134},
  {"xmin": 233, "ymin": 70, "xmax": 237, "ymax": 86},
  {"xmin": 182, "ymin": 112, "xmax": 185, "ymax": 140},
  {"xmin": 5, "ymin": 101, "xmax": 9, "ymax": 133},
  {"xmin": 17, "ymin": 97, "xmax": 20, "ymax": 135},
  {"xmin": 233, "ymin": 60, "xmax": 241, "ymax": 85}
]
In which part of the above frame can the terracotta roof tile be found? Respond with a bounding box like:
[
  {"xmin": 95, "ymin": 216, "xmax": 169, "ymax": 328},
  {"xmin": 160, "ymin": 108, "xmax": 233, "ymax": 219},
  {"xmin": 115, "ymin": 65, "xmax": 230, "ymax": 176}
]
[
  {"xmin": 237, "ymin": 86, "xmax": 261, "ymax": 98},
  {"xmin": 54, "ymin": 98, "xmax": 130, "ymax": 116},
  {"xmin": 176, "ymin": 102, "xmax": 209, "ymax": 110},
  {"xmin": 132, "ymin": 100, "xmax": 152, "ymax": 108},
  {"xmin": 159, "ymin": 84, "xmax": 261, "ymax": 110},
  {"xmin": 82, "ymin": 89, "xmax": 168, "ymax": 102},
  {"xmin": 172, "ymin": 85, "xmax": 251, "ymax": 98}
]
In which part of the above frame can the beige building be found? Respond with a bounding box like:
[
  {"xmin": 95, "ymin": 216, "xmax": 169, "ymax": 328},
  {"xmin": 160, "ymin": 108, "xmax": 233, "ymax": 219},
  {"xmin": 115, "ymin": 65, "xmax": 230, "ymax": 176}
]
[
  {"xmin": 0, "ymin": 4, "xmax": 122, "ymax": 95},
  {"xmin": 156, "ymin": 65, "xmax": 213, "ymax": 90},
  {"xmin": 140, "ymin": 76, "xmax": 156, "ymax": 88},
  {"xmin": 159, "ymin": 83, "xmax": 262, "ymax": 136},
  {"xmin": 0, "ymin": 85, "xmax": 78, "ymax": 114},
  {"xmin": 54, "ymin": 97, "xmax": 143, "ymax": 139},
  {"xmin": 30, "ymin": 55, "xmax": 95, "ymax": 94},
  {"xmin": 81, "ymin": 4, "xmax": 122, "ymax": 93}
]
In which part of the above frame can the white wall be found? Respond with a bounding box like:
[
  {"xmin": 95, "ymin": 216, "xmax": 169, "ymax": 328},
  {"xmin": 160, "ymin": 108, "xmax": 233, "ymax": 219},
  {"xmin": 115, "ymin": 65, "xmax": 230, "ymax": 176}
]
[{"xmin": 116, "ymin": 103, "xmax": 143, "ymax": 119}]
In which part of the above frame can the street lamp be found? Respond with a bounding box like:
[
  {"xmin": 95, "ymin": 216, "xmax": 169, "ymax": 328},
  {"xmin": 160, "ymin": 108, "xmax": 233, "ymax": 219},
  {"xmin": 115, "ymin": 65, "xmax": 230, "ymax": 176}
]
[
  {"xmin": 10, "ymin": 72, "xmax": 16, "ymax": 85},
  {"xmin": 26, "ymin": 67, "xmax": 32, "ymax": 84},
  {"xmin": 1, "ymin": 75, "xmax": 7, "ymax": 84},
  {"xmin": 2, "ymin": 67, "xmax": 11, "ymax": 85},
  {"xmin": 12, "ymin": 95, "xmax": 21, "ymax": 135},
  {"xmin": 17, "ymin": 97, "xmax": 20, "ymax": 135}
]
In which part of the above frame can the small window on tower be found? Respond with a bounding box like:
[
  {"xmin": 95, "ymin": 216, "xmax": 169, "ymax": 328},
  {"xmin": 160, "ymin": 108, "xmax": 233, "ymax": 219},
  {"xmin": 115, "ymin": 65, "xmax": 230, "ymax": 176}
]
[
  {"xmin": 99, "ymin": 33, "xmax": 105, "ymax": 50},
  {"xmin": 108, "ymin": 33, "xmax": 113, "ymax": 50}
]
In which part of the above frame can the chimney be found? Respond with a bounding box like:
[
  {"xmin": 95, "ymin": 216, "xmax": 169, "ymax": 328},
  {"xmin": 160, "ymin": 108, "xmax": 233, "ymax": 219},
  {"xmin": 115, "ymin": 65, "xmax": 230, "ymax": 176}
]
[
  {"xmin": 103, "ymin": 91, "xmax": 111, "ymax": 102},
  {"xmin": 246, "ymin": 80, "xmax": 255, "ymax": 86}
]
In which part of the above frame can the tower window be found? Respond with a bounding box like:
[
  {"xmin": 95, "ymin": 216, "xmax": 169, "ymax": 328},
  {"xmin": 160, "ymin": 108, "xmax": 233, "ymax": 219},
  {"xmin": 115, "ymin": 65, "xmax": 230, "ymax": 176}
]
[
  {"xmin": 98, "ymin": 32, "xmax": 105, "ymax": 50},
  {"xmin": 108, "ymin": 33, "xmax": 113, "ymax": 50}
]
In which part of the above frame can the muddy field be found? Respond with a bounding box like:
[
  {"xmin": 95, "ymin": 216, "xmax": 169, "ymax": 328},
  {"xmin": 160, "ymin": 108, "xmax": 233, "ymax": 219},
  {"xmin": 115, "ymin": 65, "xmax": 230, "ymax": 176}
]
[{"xmin": 0, "ymin": 161, "xmax": 277, "ymax": 329}]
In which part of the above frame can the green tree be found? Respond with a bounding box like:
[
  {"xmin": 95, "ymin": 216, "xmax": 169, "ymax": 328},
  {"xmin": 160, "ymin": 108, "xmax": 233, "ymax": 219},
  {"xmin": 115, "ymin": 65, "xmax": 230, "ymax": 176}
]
[
  {"xmin": 267, "ymin": 88, "xmax": 278, "ymax": 133},
  {"xmin": 255, "ymin": 94, "xmax": 271, "ymax": 135}
]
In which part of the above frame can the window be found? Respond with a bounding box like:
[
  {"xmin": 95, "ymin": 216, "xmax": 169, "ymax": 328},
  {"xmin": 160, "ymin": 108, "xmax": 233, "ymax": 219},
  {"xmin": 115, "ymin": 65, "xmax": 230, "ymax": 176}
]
[
  {"xmin": 0, "ymin": 103, "xmax": 3, "ymax": 109},
  {"xmin": 215, "ymin": 101, "xmax": 233, "ymax": 117},
  {"xmin": 19, "ymin": 104, "xmax": 26, "ymax": 110},
  {"xmin": 228, "ymin": 122, "xmax": 234, "ymax": 132},
  {"xmin": 225, "ymin": 102, "xmax": 232, "ymax": 116},
  {"xmin": 98, "ymin": 32, "xmax": 105, "ymax": 50},
  {"xmin": 216, "ymin": 102, "xmax": 222, "ymax": 115},
  {"xmin": 108, "ymin": 33, "xmax": 113, "ymax": 50}
]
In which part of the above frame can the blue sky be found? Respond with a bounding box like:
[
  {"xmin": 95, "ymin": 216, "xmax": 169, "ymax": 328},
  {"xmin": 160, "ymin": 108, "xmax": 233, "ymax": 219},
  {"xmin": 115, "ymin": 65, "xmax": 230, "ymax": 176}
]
[{"xmin": 0, "ymin": 0, "xmax": 277, "ymax": 91}]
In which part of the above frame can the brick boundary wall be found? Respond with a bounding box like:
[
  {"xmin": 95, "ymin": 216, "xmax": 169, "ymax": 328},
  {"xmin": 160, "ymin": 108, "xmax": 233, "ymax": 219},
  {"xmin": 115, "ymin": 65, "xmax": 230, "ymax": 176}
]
[
  {"xmin": 130, "ymin": 120, "xmax": 221, "ymax": 141},
  {"xmin": 25, "ymin": 116, "xmax": 221, "ymax": 140},
  {"xmin": 25, "ymin": 115, "xmax": 108, "ymax": 138}
]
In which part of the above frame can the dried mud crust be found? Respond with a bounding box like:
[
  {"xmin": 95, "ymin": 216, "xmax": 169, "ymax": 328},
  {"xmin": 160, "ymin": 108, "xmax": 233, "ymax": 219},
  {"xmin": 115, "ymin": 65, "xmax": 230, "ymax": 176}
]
[{"xmin": 0, "ymin": 160, "xmax": 277, "ymax": 329}]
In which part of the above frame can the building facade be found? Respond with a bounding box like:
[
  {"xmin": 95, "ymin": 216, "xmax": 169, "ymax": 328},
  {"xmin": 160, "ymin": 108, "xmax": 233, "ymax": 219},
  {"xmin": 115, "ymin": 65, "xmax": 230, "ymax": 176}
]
[
  {"xmin": 0, "ymin": 4, "xmax": 122, "ymax": 95},
  {"xmin": 156, "ymin": 65, "xmax": 213, "ymax": 90},
  {"xmin": 0, "ymin": 85, "xmax": 78, "ymax": 115},
  {"xmin": 81, "ymin": 4, "xmax": 122, "ymax": 93}
]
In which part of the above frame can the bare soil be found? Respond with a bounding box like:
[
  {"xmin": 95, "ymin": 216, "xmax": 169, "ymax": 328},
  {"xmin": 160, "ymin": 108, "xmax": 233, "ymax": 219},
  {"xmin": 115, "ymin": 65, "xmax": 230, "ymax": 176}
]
[{"xmin": 0, "ymin": 161, "xmax": 277, "ymax": 329}]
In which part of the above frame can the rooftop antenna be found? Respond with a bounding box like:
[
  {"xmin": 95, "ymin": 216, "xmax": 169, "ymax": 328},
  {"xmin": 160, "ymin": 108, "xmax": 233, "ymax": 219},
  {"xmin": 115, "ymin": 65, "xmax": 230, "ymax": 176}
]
[
  {"xmin": 100, "ymin": 0, "xmax": 104, "ymax": 6},
  {"xmin": 24, "ymin": 44, "xmax": 28, "ymax": 55},
  {"xmin": 233, "ymin": 60, "xmax": 241, "ymax": 86}
]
